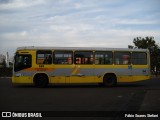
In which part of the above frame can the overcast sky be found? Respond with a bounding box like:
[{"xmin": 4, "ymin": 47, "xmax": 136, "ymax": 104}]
[{"xmin": 0, "ymin": 0, "xmax": 160, "ymax": 56}]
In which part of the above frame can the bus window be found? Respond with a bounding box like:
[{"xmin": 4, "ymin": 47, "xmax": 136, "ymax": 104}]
[
  {"xmin": 132, "ymin": 52, "xmax": 147, "ymax": 65},
  {"xmin": 54, "ymin": 51, "xmax": 73, "ymax": 64},
  {"xmin": 14, "ymin": 54, "xmax": 32, "ymax": 72},
  {"xmin": 75, "ymin": 51, "xmax": 93, "ymax": 64},
  {"xmin": 95, "ymin": 51, "xmax": 113, "ymax": 64},
  {"xmin": 37, "ymin": 50, "xmax": 52, "ymax": 64},
  {"xmin": 114, "ymin": 52, "xmax": 131, "ymax": 65}
]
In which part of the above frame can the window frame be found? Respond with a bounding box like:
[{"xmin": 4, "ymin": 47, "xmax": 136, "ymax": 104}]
[
  {"xmin": 53, "ymin": 51, "xmax": 73, "ymax": 65},
  {"xmin": 132, "ymin": 52, "xmax": 147, "ymax": 65},
  {"xmin": 74, "ymin": 51, "xmax": 94, "ymax": 65},
  {"xmin": 36, "ymin": 50, "xmax": 52, "ymax": 64},
  {"xmin": 94, "ymin": 51, "xmax": 113, "ymax": 65},
  {"xmin": 114, "ymin": 51, "xmax": 131, "ymax": 65},
  {"xmin": 14, "ymin": 54, "xmax": 32, "ymax": 72}
]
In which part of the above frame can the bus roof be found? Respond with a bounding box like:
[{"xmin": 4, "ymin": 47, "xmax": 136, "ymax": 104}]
[{"xmin": 16, "ymin": 46, "xmax": 149, "ymax": 52}]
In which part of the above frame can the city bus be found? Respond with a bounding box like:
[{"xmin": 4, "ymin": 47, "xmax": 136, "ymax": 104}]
[{"xmin": 12, "ymin": 46, "xmax": 151, "ymax": 87}]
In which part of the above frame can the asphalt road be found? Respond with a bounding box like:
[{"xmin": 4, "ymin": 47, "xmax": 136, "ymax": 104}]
[{"xmin": 0, "ymin": 77, "xmax": 160, "ymax": 120}]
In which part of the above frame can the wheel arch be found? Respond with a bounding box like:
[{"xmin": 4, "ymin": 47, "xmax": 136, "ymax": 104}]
[
  {"xmin": 102, "ymin": 72, "xmax": 117, "ymax": 87},
  {"xmin": 102, "ymin": 72, "xmax": 117, "ymax": 80},
  {"xmin": 33, "ymin": 72, "xmax": 49, "ymax": 85}
]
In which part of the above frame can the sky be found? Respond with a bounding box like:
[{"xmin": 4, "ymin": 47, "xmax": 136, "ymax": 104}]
[{"xmin": 0, "ymin": 0, "xmax": 160, "ymax": 57}]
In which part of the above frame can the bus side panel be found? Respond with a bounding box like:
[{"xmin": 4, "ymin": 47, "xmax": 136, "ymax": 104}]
[
  {"xmin": 50, "ymin": 76, "xmax": 66, "ymax": 83},
  {"xmin": 94, "ymin": 65, "xmax": 132, "ymax": 83},
  {"xmin": 69, "ymin": 76, "xmax": 95, "ymax": 83},
  {"xmin": 69, "ymin": 66, "xmax": 95, "ymax": 83},
  {"xmin": 12, "ymin": 76, "xmax": 33, "ymax": 84},
  {"xmin": 132, "ymin": 76, "xmax": 150, "ymax": 82},
  {"xmin": 132, "ymin": 65, "xmax": 150, "ymax": 82}
]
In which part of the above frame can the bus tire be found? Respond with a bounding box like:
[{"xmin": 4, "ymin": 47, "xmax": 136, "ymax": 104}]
[
  {"xmin": 34, "ymin": 74, "xmax": 48, "ymax": 88},
  {"xmin": 103, "ymin": 74, "xmax": 117, "ymax": 87}
]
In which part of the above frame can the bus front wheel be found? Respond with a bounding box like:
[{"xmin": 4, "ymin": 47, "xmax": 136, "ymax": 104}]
[
  {"xmin": 103, "ymin": 74, "xmax": 117, "ymax": 87},
  {"xmin": 34, "ymin": 74, "xmax": 49, "ymax": 88}
]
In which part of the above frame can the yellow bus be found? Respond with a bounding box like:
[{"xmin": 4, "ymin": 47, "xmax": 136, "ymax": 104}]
[{"xmin": 12, "ymin": 46, "xmax": 150, "ymax": 87}]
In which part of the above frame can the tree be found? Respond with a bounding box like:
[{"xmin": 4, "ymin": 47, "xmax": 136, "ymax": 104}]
[
  {"xmin": 133, "ymin": 36, "xmax": 157, "ymax": 49},
  {"xmin": 2, "ymin": 59, "xmax": 6, "ymax": 68},
  {"xmin": 129, "ymin": 36, "xmax": 160, "ymax": 75},
  {"xmin": 0, "ymin": 54, "xmax": 6, "ymax": 63}
]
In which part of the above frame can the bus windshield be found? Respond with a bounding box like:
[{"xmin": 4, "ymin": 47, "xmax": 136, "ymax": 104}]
[{"xmin": 14, "ymin": 54, "xmax": 32, "ymax": 72}]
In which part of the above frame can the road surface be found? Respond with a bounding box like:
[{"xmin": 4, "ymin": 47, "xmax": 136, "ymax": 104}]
[{"xmin": 0, "ymin": 78, "xmax": 160, "ymax": 120}]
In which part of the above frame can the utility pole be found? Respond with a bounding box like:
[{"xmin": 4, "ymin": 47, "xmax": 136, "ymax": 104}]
[{"xmin": 6, "ymin": 52, "xmax": 9, "ymax": 68}]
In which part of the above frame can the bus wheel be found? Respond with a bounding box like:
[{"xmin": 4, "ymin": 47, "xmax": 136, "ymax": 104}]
[
  {"xmin": 34, "ymin": 74, "xmax": 48, "ymax": 88},
  {"xmin": 103, "ymin": 74, "xmax": 117, "ymax": 87}
]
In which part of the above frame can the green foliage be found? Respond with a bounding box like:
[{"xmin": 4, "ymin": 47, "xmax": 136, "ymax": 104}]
[
  {"xmin": 1, "ymin": 59, "xmax": 6, "ymax": 68},
  {"xmin": 133, "ymin": 37, "xmax": 157, "ymax": 49}
]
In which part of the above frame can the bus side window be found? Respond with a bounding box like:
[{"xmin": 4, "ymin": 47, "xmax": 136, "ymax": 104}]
[
  {"xmin": 114, "ymin": 52, "xmax": 131, "ymax": 65},
  {"xmin": 95, "ymin": 51, "xmax": 113, "ymax": 65},
  {"xmin": 132, "ymin": 52, "xmax": 147, "ymax": 65},
  {"xmin": 74, "ymin": 51, "xmax": 93, "ymax": 64},
  {"xmin": 54, "ymin": 51, "xmax": 73, "ymax": 64},
  {"xmin": 37, "ymin": 50, "xmax": 52, "ymax": 64}
]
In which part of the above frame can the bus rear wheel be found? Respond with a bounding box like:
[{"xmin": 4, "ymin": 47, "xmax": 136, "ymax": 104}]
[
  {"xmin": 103, "ymin": 74, "xmax": 117, "ymax": 87},
  {"xmin": 34, "ymin": 74, "xmax": 49, "ymax": 88}
]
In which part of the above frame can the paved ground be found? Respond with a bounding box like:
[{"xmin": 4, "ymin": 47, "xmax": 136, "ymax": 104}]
[{"xmin": 0, "ymin": 78, "xmax": 160, "ymax": 120}]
